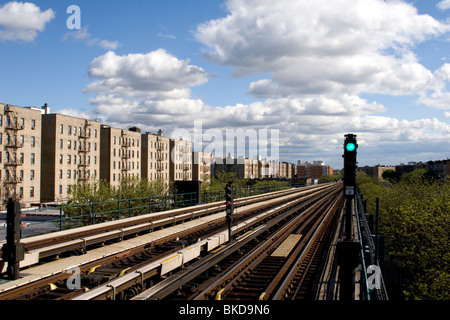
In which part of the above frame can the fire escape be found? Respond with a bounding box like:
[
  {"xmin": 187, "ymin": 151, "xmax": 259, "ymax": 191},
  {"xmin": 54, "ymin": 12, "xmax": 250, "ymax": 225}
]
[
  {"xmin": 121, "ymin": 130, "xmax": 130, "ymax": 176},
  {"xmin": 157, "ymin": 134, "xmax": 163, "ymax": 180},
  {"xmin": 3, "ymin": 107, "xmax": 24, "ymax": 203},
  {"xmin": 77, "ymin": 119, "xmax": 91, "ymax": 181},
  {"xmin": 178, "ymin": 141, "xmax": 190, "ymax": 181}
]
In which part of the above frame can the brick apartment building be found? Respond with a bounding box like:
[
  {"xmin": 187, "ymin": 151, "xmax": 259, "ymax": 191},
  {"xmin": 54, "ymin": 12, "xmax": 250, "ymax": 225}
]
[
  {"xmin": 141, "ymin": 130, "xmax": 170, "ymax": 183},
  {"xmin": 170, "ymin": 139, "xmax": 193, "ymax": 181},
  {"xmin": 99, "ymin": 125, "xmax": 141, "ymax": 187},
  {"xmin": 41, "ymin": 112, "xmax": 101, "ymax": 202},
  {"xmin": 0, "ymin": 103, "xmax": 42, "ymax": 209}
]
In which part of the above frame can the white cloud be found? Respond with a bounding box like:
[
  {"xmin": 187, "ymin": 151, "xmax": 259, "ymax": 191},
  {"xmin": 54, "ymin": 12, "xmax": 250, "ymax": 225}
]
[
  {"xmin": 85, "ymin": 49, "xmax": 210, "ymax": 132},
  {"xmin": 195, "ymin": 0, "xmax": 449, "ymax": 100},
  {"xmin": 82, "ymin": 1, "xmax": 450, "ymax": 167},
  {"xmin": 62, "ymin": 26, "xmax": 122, "ymax": 50},
  {"xmin": 437, "ymin": 0, "xmax": 450, "ymax": 10},
  {"xmin": 85, "ymin": 49, "xmax": 208, "ymax": 98},
  {"xmin": 0, "ymin": 1, "xmax": 54, "ymax": 41}
]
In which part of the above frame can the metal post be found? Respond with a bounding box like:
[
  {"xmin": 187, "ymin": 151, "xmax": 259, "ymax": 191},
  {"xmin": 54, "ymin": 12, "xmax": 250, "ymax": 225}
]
[
  {"xmin": 91, "ymin": 202, "xmax": 95, "ymax": 225},
  {"xmin": 59, "ymin": 206, "xmax": 63, "ymax": 231},
  {"xmin": 375, "ymin": 197, "xmax": 380, "ymax": 263},
  {"xmin": 128, "ymin": 199, "xmax": 132, "ymax": 217},
  {"xmin": 345, "ymin": 196, "xmax": 353, "ymax": 241}
]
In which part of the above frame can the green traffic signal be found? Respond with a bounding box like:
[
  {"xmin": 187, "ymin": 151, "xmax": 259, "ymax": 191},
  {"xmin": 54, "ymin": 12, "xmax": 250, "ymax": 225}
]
[{"xmin": 345, "ymin": 142, "xmax": 356, "ymax": 152}]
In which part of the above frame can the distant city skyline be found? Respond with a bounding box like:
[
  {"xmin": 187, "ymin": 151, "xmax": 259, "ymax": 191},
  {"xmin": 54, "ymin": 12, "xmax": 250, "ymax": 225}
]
[{"xmin": 1, "ymin": 0, "xmax": 450, "ymax": 169}]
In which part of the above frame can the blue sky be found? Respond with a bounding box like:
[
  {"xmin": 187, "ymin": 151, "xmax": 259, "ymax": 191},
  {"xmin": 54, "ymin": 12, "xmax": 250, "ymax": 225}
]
[{"xmin": 1, "ymin": 0, "xmax": 450, "ymax": 169}]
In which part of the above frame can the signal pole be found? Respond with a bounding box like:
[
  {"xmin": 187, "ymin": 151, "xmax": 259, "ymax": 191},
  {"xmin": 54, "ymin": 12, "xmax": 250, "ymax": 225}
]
[
  {"xmin": 343, "ymin": 133, "xmax": 357, "ymax": 240},
  {"xmin": 336, "ymin": 134, "xmax": 361, "ymax": 300},
  {"xmin": 225, "ymin": 182, "xmax": 234, "ymax": 243},
  {"xmin": 2, "ymin": 199, "xmax": 25, "ymax": 280}
]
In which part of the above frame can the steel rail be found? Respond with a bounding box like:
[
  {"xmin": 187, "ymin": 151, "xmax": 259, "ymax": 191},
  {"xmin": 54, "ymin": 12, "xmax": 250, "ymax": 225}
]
[
  {"xmin": 134, "ymin": 187, "xmax": 336, "ymax": 300},
  {"xmin": 191, "ymin": 188, "xmax": 341, "ymax": 300},
  {"xmin": 271, "ymin": 193, "xmax": 343, "ymax": 300},
  {"xmin": 71, "ymin": 184, "xmax": 341, "ymax": 300},
  {"xmin": 1, "ymin": 185, "xmax": 326, "ymax": 269}
]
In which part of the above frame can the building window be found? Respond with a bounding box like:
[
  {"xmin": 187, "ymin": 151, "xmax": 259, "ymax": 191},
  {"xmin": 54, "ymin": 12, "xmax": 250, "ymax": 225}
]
[
  {"xmin": 31, "ymin": 153, "xmax": 35, "ymax": 164},
  {"xmin": 59, "ymin": 185, "xmax": 62, "ymax": 195},
  {"xmin": 68, "ymin": 155, "xmax": 71, "ymax": 164},
  {"xmin": 59, "ymin": 170, "xmax": 62, "ymax": 179},
  {"xmin": 60, "ymin": 124, "xmax": 63, "ymax": 134},
  {"xmin": 68, "ymin": 140, "xmax": 71, "ymax": 149},
  {"xmin": 30, "ymin": 187, "xmax": 35, "ymax": 197},
  {"xmin": 20, "ymin": 118, "xmax": 24, "ymax": 128},
  {"xmin": 60, "ymin": 139, "xmax": 63, "ymax": 149},
  {"xmin": 67, "ymin": 170, "xmax": 71, "ymax": 179},
  {"xmin": 59, "ymin": 154, "xmax": 63, "ymax": 164},
  {"xmin": 95, "ymin": 129, "xmax": 97, "ymax": 138},
  {"xmin": 31, "ymin": 136, "xmax": 35, "ymax": 147},
  {"xmin": 31, "ymin": 119, "xmax": 35, "ymax": 130},
  {"xmin": 68, "ymin": 125, "xmax": 72, "ymax": 135}
]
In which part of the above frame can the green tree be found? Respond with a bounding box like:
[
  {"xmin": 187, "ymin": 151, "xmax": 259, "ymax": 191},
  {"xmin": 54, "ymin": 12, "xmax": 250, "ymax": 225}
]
[
  {"xmin": 359, "ymin": 170, "xmax": 450, "ymax": 299},
  {"xmin": 382, "ymin": 169, "xmax": 400, "ymax": 183}
]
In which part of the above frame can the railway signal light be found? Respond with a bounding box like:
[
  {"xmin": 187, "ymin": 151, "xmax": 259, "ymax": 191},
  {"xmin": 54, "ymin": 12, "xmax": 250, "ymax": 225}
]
[
  {"xmin": 225, "ymin": 183, "xmax": 234, "ymax": 217},
  {"xmin": 2, "ymin": 199, "xmax": 25, "ymax": 280},
  {"xmin": 225, "ymin": 182, "xmax": 234, "ymax": 243},
  {"xmin": 345, "ymin": 142, "xmax": 356, "ymax": 152},
  {"xmin": 343, "ymin": 133, "xmax": 358, "ymax": 191}
]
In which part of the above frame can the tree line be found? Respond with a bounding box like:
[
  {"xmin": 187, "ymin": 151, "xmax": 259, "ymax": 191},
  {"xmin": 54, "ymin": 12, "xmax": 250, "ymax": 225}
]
[{"xmin": 357, "ymin": 169, "xmax": 450, "ymax": 300}]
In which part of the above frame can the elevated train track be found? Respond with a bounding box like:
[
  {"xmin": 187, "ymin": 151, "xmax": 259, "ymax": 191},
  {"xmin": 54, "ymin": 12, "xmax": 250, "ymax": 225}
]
[{"xmin": 0, "ymin": 182, "xmax": 343, "ymax": 300}]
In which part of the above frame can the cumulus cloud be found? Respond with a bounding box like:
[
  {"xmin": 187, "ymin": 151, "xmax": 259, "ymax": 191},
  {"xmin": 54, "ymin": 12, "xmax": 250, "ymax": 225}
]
[
  {"xmin": 85, "ymin": 49, "xmax": 208, "ymax": 98},
  {"xmin": 0, "ymin": 1, "xmax": 54, "ymax": 41},
  {"xmin": 196, "ymin": 0, "xmax": 448, "ymax": 99},
  {"xmin": 437, "ymin": 0, "xmax": 450, "ymax": 10},
  {"xmin": 84, "ymin": 49, "xmax": 211, "ymax": 133},
  {"xmin": 84, "ymin": 0, "xmax": 450, "ymax": 166}
]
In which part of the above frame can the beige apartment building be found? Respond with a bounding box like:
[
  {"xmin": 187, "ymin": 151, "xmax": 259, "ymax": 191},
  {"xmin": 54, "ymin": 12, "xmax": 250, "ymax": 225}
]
[
  {"xmin": 100, "ymin": 125, "xmax": 141, "ymax": 187},
  {"xmin": 192, "ymin": 151, "xmax": 211, "ymax": 183},
  {"xmin": 41, "ymin": 112, "xmax": 101, "ymax": 203},
  {"xmin": 170, "ymin": 139, "xmax": 192, "ymax": 181},
  {"xmin": 0, "ymin": 103, "xmax": 42, "ymax": 209},
  {"xmin": 141, "ymin": 130, "xmax": 170, "ymax": 182}
]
